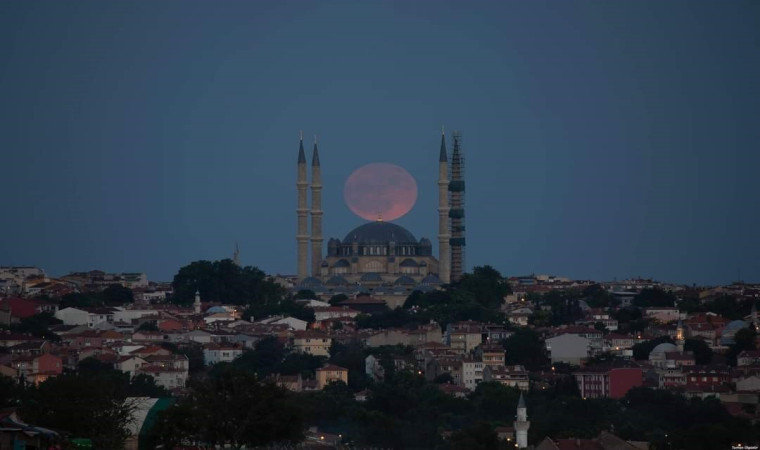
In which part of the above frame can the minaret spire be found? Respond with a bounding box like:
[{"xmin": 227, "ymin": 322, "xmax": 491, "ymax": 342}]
[
  {"xmin": 310, "ymin": 138, "xmax": 323, "ymax": 277},
  {"xmin": 296, "ymin": 134, "xmax": 309, "ymax": 280},
  {"xmin": 437, "ymin": 131, "xmax": 451, "ymax": 284}
]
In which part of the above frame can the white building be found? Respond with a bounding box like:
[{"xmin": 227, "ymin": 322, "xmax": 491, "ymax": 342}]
[{"xmin": 546, "ymin": 333, "xmax": 591, "ymax": 365}]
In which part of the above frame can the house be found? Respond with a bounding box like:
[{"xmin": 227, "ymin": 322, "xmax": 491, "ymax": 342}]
[
  {"xmin": 135, "ymin": 353, "xmax": 189, "ymax": 389},
  {"xmin": 643, "ymin": 307, "xmax": 681, "ymax": 324},
  {"xmin": 256, "ymin": 315, "xmax": 309, "ymax": 331},
  {"xmin": 476, "ymin": 343, "xmax": 505, "ymax": 368},
  {"xmin": 684, "ymin": 365, "xmax": 730, "ymax": 390},
  {"xmin": 507, "ymin": 307, "xmax": 533, "ymax": 326},
  {"xmin": 116, "ymin": 355, "xmax": 147, "ymax": 377},
  {"xmin": 293, "ymin": 330, "xmax": 332, "ymax": 356},
  {"xmin": 54, "ymin": 307, "xmax": 90, "ymax": 326},
  {"xmin": 483, "ymin": 365, "xmax": 530, "ymax": 391},
  {"xmin": 274, "ymin": 373, "xmax": 303, "ymax": 392},
  {"xmin": 738, "ymin": 350, "xmax": 760, "ymax": 367},
  {"xmin": 202, "ymin": 343, "xmax": 244, "ymax": 365},
  {"xmin": 546, "ymin": 333, "xmax": 590, "ymax": 365},
  {"xmin": 458, "ymin": 358, "xmax": 484, "ymax": 390},
  {"xmin": 536, "ymin": 431, "xmax": 647, "ymax": 450},
  {"xmin": 311, "ymin": 306, "xmax": 361, "ymax": 322},
  {"xmin": 736, "ymin": 375, "xmax": 760, "ymax": 392},
  {"xmin": 438, "ymin": 383, "xmax": 469, "ymax": 398},
  {"xmin": 445, "ymin": 321, "xmax": 483, "ymax": 354},
  {"xmin": 316, "ymin": 364, "xmax": 348, "ymax": 389},
  {"xmin": 0, "ymin": 409, "xmax": 59, "ymax": 449},
  {"xmin": 574, "ymin": 365, "xmax": 643, "ymax": 399}
]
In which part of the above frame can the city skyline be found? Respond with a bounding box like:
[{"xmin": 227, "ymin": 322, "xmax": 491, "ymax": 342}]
[{"xmin": 1, "ymin": 1, "xmax": 758, "ymax": 285}]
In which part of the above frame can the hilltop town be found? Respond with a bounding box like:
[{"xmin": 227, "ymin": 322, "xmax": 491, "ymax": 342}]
[{"xmin": 1, "ymin": 263, "xmax": 758, "ymax": 449}]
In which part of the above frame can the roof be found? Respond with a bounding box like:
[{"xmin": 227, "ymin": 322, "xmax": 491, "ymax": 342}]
[
  {"xmin": 317, "ymin": 364, "xmax": 347, "ymax": 372},
  {"xmin": 342, "ymin": 221, "xmax": 417, "ymax": 245}
]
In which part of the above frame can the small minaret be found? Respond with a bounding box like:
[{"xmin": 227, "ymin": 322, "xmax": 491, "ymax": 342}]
[
  {"xmin": 193, "ymin": 290, "xmax": 201, "ymax": 314},
  {"xmin": 752, "ymin": 301, "xmax": 758, "ymax": 330},
  {"xmin": 514, "ymin": 392, "xmax": 530, "ymax": 449},
  {"xmin": 676, "ymin": 319, "xmax": 685, "ymax": 352},
  {"xmin": 296, "ymin": 133, "xmax": 309, "ymax": 280},
  {"xmin": 437, "ymin": 129, "xmax": 451, "ymax": 284},
  {"xmin": 310, "ymin": 136, "xmax": 323, "ymax": 277},
  {"xmin": 233, "ymin": 241, "xmax": 240, "ymax": 266}
]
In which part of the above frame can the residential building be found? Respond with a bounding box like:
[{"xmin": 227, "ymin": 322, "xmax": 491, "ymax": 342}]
[
  {"xmin": 546, "ymin": 333, "xmax": 590, "ymax": 365},
  {"xmin": 483, "ymin": 365, "xmax": 529, "ymax": 391},
  {"xmin": 316, "ymin": 364, "xmax": 348, "ymax": 389},
  {"xmin": 203, "ymin": 343, "xmax": 244, "ymax": 365},
  {"xmin": 293, "ymin": 330, "xmax": 331, "ymax": 356}
]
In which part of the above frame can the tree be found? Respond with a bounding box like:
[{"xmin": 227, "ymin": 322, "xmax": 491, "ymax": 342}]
[
  {"xmin": 632, "ymin": 336, "xmax": 673, "ymax": 361},
  {"xmin": 153, "ymin": 369, "xmax": 303, "ymax": 448},
  {"xmin": 503, "ymin": 328, "xmax": 547, "ymax": 371},
  {"xmin": 21, "ymin": 373, "xmax": 135, "ymax": 449},
  {"xmin": 449, "ymin": 422, "xmax": 499, "ymax": 450},
  {"xmin": 171, "ymin": 259, "xmax": 286, "ymax": 305},
  {"xmin": 684, "ymin": 339, "xmax": 713, "ymax": 365},
  {"xmin": 294, "ymin": 289, "xmax": 317, "ymax": 300},
  {"xmin": 455, "ymin": 265, "xmax": 512, "ymax": 309},
  {"xmin": 583, "ymin": 284, "xmax": 614, "ymax": 308},
  {"xmin": 137, "ymin": 321, "xmax": 158, "ymax": 332},
  {"xmin": 101, "ymin": 284, "xmax": 134, "ymax": 304},
  {"xmin": 11, "ymin": 312, "xmax": 62, "ymax": 341},
  {"xmin": 633, "ymin": 288, "xmax": 677, "ymax": 308},
  {"xmin": 329, "ymin": 294, "xmax": 348, "ymax": 306}
]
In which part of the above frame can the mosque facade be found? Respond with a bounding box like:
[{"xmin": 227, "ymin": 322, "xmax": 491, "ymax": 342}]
[{"xmin": 294, "ymin": 132, "xmax": 465, "ymax": 304}]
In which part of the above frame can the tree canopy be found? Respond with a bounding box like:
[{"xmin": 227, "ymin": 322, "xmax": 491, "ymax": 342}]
[{"xmin": 171, "ymin": 259, "xmax": 286, "ymax": 305}]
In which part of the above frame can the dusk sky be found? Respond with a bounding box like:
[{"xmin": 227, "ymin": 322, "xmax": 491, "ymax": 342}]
[{"xmin": 1, "ymin": 1, "xmax": 758, "ymax": 285}]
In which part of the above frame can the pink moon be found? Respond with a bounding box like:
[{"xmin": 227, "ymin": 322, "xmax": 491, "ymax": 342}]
[{"xmin": 344, "ymin": 163, "xmax": 418, "ymax": 222}]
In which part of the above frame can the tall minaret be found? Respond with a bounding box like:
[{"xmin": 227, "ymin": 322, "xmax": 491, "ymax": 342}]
[
  {"xmin": 449, "ymin": 131, "xmax": 466, "ymax": 282},
  {"xmin": 437, "ymin": 129, "xmax": 451, "ymax": 284},
  {"xmin": 514, "ymin": 392, "xmax": 530, "ymax": 449},
  {"xmin": 310, "ymin": 136, "xmax": 323, "ymax": 277},
  {"xmin": 193, "ymin": 290, "xmax": 201, "ymax": 314},
  {"xmin": 676, "ymin": 319, "xmax": 685, "ymax": 352},
  {"xmin": 296, "ymin": 133, "xmax": 309, "ymax": 280}
]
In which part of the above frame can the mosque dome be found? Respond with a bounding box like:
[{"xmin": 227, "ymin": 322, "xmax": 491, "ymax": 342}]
[
  {"xmin": 342, "ymin": 221, "xmax": 417, "ymax": 245},
  {"xmin": 724, "ymin": 320, "xmax": 749, "ymax": 332},
  {"xmin": 650, "ymin": 343, "xmax": 677, "ymax": 356},
  {"xmin": 326, "ymin": 275, "xmax": 349, "ymax": 286}
]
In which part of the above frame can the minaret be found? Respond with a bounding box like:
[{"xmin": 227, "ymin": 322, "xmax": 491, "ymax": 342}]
[
  {"xmin": 514, "ymin": 392, "xmax": 530, "ymax": 449},
  {"xmin": 296, "ymin": 133, "xmax": 309, "ymax": 280},
  {"xmin": 193, "ymin": 290, "xmax": 201, "ymax": 314},
  {"xmin": 310, "ymin": 136, "xmax": 323, "ymax": 277},
  {"xmin": 233, "ymin": 241, "xmax": 240, "ymax": 266},
  {"xmin": 752, "ymin": 301, "xmax": 758, "ymax": 330},
  {"xmin": 676, "ymin": 319, "xmax": 685, "ymax": 352},
  {"xmin": 437, "ymin": 129, "xmax": 451, "ymax": 284},
  {"xmin": 449, "ymin": 131, "xmax": 466, "ymax": 282}
]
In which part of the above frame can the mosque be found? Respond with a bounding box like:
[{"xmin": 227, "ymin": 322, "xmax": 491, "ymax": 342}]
[{"xmin": 294, "ymin": 131, "xmax": 466, "ymax": 306}]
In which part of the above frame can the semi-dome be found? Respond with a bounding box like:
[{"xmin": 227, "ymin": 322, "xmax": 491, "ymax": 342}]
[{"xmin": 342, "ymin": 221, "xmax": 417, "ymax": 245}]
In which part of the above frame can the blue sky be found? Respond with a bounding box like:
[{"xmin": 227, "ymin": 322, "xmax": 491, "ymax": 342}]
[{"xmin": 1, "ymin": 1, "xmax": 758, "ymax": 285}]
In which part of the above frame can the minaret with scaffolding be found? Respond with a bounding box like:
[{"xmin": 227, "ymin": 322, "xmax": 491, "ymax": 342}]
[
  {"xmin": 448, "ymin": 131, "xmax": 466, "ymax": 282},
  {"xmin": 438, "ymin": 129, "xmax": 451, "ymax": 284}
]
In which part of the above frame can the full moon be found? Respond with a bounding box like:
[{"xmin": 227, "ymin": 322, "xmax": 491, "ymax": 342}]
[{"xmin": 344, "ymin": 163, "xmax": 418, "ymax": 222}]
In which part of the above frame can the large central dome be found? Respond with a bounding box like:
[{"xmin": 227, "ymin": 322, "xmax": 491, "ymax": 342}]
[{"xmin": 342, "ymin": 221, "xmax": 417, "ymax": 245}]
